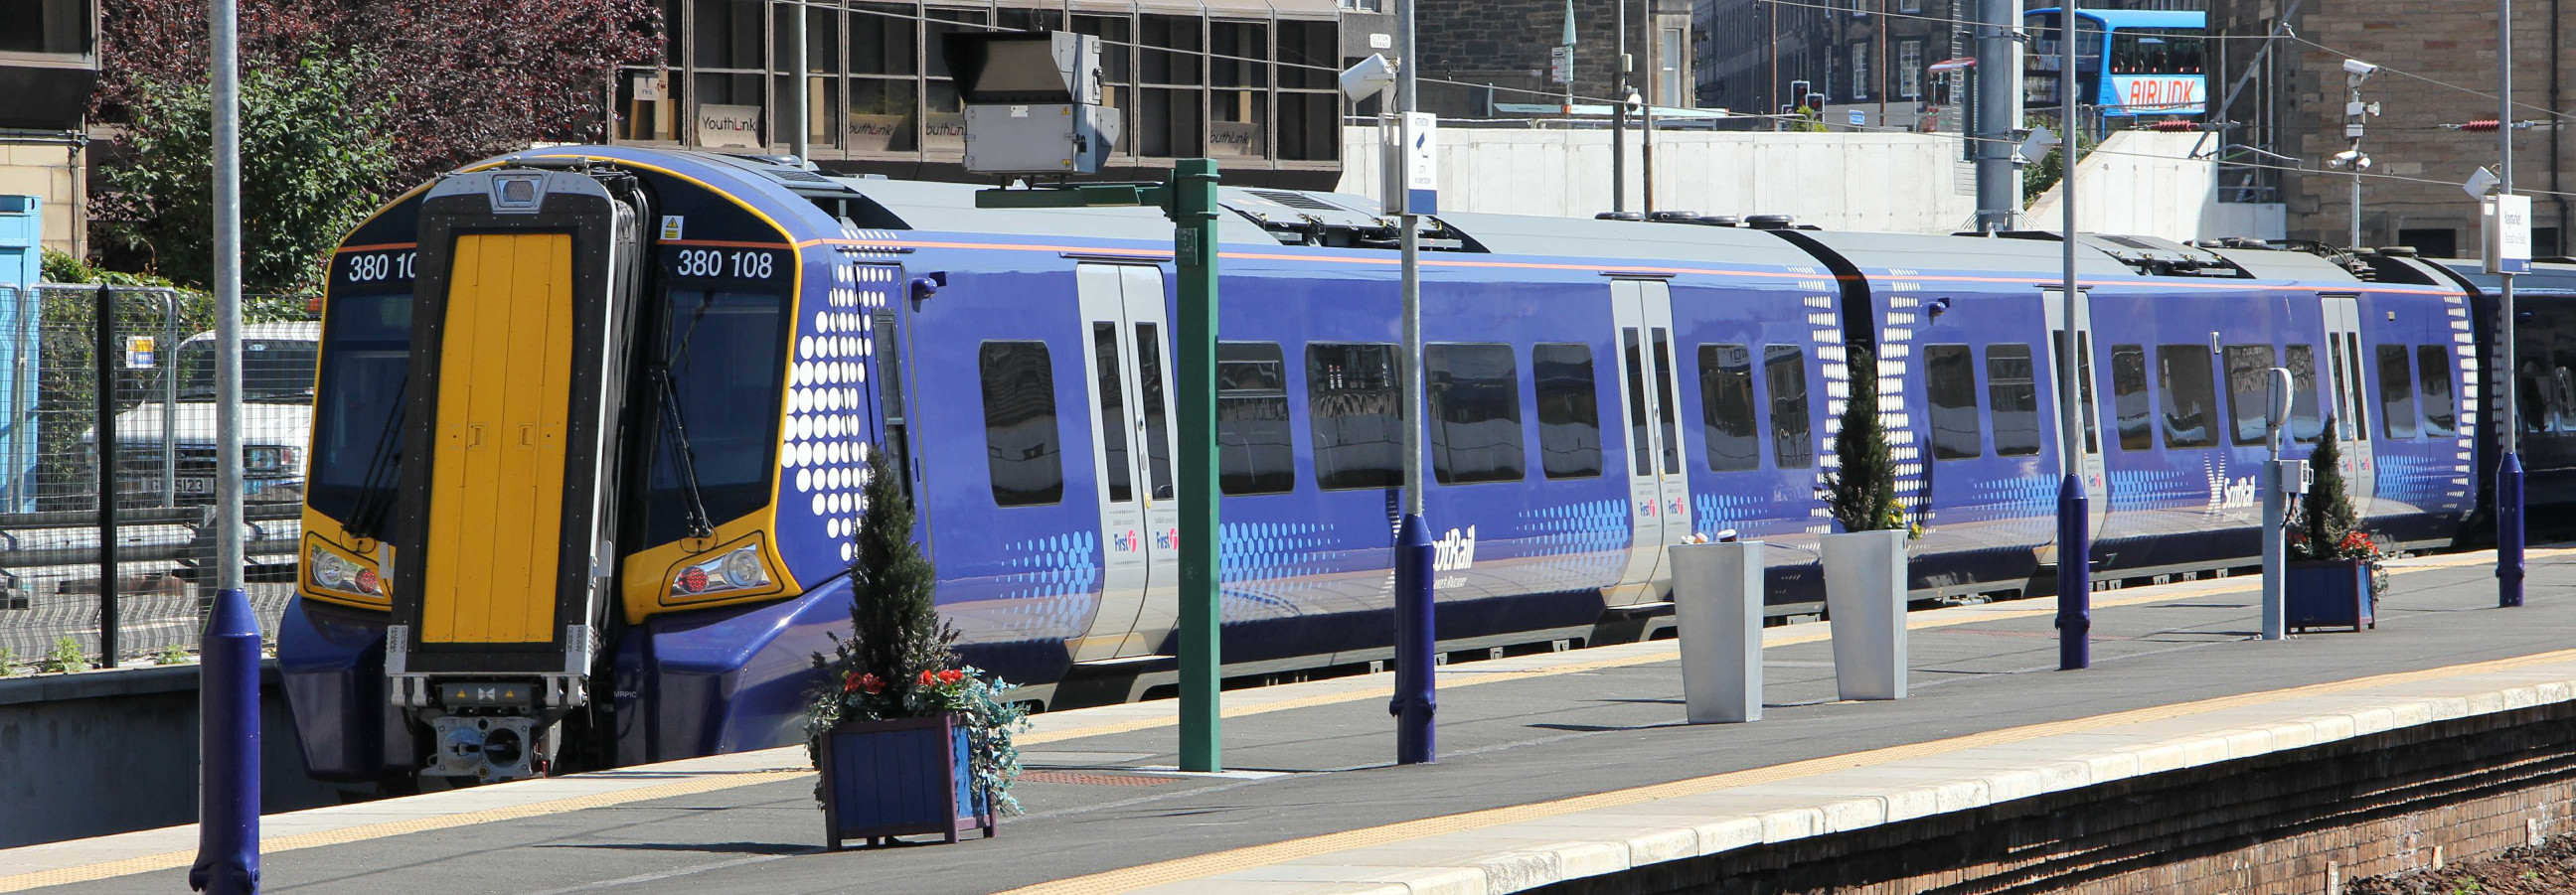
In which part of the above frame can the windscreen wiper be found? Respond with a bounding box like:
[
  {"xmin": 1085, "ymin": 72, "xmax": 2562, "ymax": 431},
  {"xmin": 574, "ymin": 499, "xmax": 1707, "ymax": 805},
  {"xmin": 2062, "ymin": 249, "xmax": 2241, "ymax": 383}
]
[
  {"xmin": 651, "ymin": 363, "xmax": 717, "ymax": 541},
  {"xmin": 344, "ymin": 378, "xmax": 407, "ymax": 540}
]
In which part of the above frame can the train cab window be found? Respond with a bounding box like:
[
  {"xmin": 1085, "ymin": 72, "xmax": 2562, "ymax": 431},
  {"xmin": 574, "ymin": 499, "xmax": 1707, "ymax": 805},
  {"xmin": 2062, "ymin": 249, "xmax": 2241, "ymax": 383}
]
[
  {"xmin": 1696, "ymin": 344, "xmax": 1760, "ymax": 471},
  {"xmin": 1765, "ymin": 345, "xmax": 1815, "ymax": 468},
  {"xmin": 2419, "ymin": 345, "xmax": 2458, "ymax": 437},
  {"xmin": 1307, "ymin": 343, "xmax": 1403, "ymax": 490},
  {"xmin": 1426, "ymin": 343, "xmax": 1526, "ymax": 484},
  {"xmin": 2286, "ymin": 344, "xmax": 2324, "ymax": 443},
  {"xmin": 2375, "ymin": 345, "xmax": 2419, "ymax": 439},
  {"xmin": 1216, "ymin": 342, "xmax": 1295, "ymax": 495},
  {"xmin": 1922, "ymin": 344, "xmax": 1981, "ymax": 460},
  {"xmin": 644, "ymin": 289, "xmax": 791, "ymax": 543},
  {"xmin": 978, "ymin": 341, "xmax": 1064, "ymax": 506},
  {"xmin": 1986, "ymin": 344, "xmax": 2041, "ymax": 456},
  {"xmin": 2222, "ymin": 345, "xmax": 2277, "ymax": 446},
  {"xmin": 1532, "ymin": 343, "xmax": 1605, "ymax": 479},
  {"xmin": 2110, "ymin": 344, "xmax": 2153, "ymax": 451},
  {"xmin": 2156, "ymin": 344, "xmax": 2218, "ymax": 448},
  {"xmin": 309, "ymin": 291, "xmax": 414, "ymax": 527}
]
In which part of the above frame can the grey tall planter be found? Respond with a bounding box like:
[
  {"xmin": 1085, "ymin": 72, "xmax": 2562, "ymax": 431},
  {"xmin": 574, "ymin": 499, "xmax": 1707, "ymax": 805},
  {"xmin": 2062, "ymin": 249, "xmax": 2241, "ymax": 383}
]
[{"xmin": 1821, "ymin": 528, "xmax": 1907, "ymax": 700}]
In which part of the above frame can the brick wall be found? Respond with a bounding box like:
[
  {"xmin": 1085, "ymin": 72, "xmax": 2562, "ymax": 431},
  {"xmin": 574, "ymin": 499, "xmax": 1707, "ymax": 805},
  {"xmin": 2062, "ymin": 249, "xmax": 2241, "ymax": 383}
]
[
  {"xmin": 1413, "ymin": 0, "xmax": 1693, "ymax": 113},
  {"xmin": 2224, "ymin": 0, "xmax": 2576, "ymax": 254},
  {"xmin": 1540, "ymin": 701, "xmax": 2576, "ymax": 895}
]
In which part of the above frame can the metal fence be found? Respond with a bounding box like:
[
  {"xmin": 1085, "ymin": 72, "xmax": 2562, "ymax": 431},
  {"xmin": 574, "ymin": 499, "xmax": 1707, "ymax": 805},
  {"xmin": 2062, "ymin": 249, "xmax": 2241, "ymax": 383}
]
[{"xmin": 0, "ymin": 284, "xmax": 316, "ymax": 670}]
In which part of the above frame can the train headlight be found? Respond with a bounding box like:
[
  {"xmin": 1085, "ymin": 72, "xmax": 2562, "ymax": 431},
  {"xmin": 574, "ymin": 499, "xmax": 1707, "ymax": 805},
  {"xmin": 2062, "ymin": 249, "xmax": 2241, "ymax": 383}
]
[
  {"xmin": 308, "ymin": 545, "xmax": 380, "ymax": 596},
  {"xmin": 671, "ymin": 543, "xmax": 772, "ymax": 597}
]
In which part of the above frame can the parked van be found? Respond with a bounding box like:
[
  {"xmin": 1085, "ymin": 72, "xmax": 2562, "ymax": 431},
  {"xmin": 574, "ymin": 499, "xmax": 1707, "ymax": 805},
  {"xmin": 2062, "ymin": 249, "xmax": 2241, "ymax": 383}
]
[{"xmin": 77, "ymin": 322, "xmax": 320, "ymax": 509}]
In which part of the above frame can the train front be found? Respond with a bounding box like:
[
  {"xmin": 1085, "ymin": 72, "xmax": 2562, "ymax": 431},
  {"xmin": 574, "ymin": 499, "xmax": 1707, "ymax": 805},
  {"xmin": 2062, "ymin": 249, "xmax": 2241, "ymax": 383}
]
[{"xmin": 282, "ymin": 148, "xmax": 860, "ymax": 785}]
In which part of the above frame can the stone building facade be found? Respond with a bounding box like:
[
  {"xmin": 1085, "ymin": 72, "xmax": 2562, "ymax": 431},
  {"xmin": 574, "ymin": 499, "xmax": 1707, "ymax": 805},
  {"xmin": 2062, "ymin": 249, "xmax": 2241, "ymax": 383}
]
[
  {"xmin": 1401, "ymin": 0, "xmax": 1695, "ymax": 117},
  {"xmin": 2211, "ymin": 0, "xmax": 2575, "ymax": 256}
]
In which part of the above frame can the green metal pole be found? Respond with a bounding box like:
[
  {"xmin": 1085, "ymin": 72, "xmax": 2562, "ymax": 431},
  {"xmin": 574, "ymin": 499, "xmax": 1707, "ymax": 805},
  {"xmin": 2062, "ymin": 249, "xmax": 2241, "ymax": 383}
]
[{"xmin": 1171, "ymin": 158, "xmax": 1221, "ymax": 772}]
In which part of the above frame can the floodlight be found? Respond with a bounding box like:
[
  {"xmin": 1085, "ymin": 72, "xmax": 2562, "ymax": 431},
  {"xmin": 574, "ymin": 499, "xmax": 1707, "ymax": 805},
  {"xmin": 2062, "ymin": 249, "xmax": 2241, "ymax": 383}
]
[
  {"xmin": 1341, "ymin": 54, "xmax": 1396, "ymax": 102},
  {"xmin": 943, "ymin": 31, "xmax": 1121, "ymax": 175}
]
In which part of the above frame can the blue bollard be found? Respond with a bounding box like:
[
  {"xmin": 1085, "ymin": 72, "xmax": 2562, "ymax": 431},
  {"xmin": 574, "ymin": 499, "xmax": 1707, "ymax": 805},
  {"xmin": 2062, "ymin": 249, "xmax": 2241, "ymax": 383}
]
[
  {"xmin": 190, "ymin": 587, "xmax": 260, "ymax": 894},
  {"xmin": 2056, "ymin": 475, "xmax": 2090, "ymax": 671},
  {"xmin": 2500, "ymin": 452, "xmax": 2525, "ymax": 608},
  {"xmin": 1392, "ymin": 514, "xmax": 1436, "ymax": 765}
]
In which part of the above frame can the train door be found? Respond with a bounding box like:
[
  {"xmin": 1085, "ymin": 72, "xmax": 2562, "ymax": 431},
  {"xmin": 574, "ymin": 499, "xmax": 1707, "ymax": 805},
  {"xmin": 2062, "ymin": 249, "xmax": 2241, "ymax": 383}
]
[
  {"xmin": 1608, "ymin": 278, "xmax": 1692, "ymax": 603},
  {"xmin": 2320, "ymin": 294, "xmax": 2377, "ymax": 502},
  {"xmin": 1071, "ymin": 263, "xmax": 1180, "ymax": 662},
  {"xmin": 2043, "ymin": 290, "xmax": 2111, "ymax": 534}
]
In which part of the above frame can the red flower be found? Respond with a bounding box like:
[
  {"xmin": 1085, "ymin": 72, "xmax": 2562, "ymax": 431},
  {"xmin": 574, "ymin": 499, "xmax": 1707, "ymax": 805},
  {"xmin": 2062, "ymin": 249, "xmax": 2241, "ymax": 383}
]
[
  {"xmin": 857, "ymin": 673, "xmax": 886, "ymax": 694},
  {"xmin": 917, "ymin": 670, "xmax": 939, "ymax": 687},
  {"xmin": 842, "ymin": 671, "xmax": 860, "ymax": 693},
  {"xmin": 938, "ymin": 669, "xmax": 965, "ymax": 684}
]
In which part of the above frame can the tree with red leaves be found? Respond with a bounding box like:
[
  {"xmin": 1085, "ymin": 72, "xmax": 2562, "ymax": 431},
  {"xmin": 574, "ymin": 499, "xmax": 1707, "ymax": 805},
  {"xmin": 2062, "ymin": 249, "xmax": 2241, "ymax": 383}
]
[{"xmin": 96, "ymin": 0, "xmax": 662, "ymax": 185}]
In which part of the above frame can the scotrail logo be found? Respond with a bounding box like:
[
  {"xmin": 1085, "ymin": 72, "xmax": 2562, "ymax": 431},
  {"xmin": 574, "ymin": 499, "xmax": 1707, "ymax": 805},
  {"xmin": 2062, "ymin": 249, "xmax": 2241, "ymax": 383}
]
[{"xmin": 1433, "ymin": 525, "xmax": 1478, "ymax": 572}]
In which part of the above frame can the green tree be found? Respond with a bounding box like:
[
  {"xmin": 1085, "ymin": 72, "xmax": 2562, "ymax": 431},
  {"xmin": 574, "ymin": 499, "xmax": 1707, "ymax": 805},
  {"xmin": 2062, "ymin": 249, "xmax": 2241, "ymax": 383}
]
[
  {"xmin": 1823, "ymin": 346, "xmax": 1903, "ymax": 532},
  {"xmin": 2021, "ymin": 117, "xmax": 2097, "ymax": 205},
  {"xmin": 2290, "ymin": 417, "xmax": 2361, "ymax": 561},
  {"xmin": 92, "ymin": 51, "xmax": 396, "ymax": 296}
]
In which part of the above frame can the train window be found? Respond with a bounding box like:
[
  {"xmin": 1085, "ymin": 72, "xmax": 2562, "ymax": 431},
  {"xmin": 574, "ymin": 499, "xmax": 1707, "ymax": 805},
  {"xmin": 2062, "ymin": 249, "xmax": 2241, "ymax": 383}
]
[
  {"xmin": 2419, "ymin": 345, "xmax": 2458, "ymax": 437},
  {"xmin": 1135, "ymin": 324, "xmax": 1176, "ymax": 499},
  {"xmin": 2222, "ymin": 345, "xmax": 2278, "ymax": 446},
  {"xmin": 1217, "ymin": 342, "xmax": 1296, "ymax": 495},
  {"xmin": 1307, "ymin": 343, "xmax": 1404, "ymax": 490},
  {"xmin": 2049, "ymin": 330, "xmax": 2101, "ymax": 453},
  {"xmin": 1092, "ymin": 324, "xmax": 1133, "ymax": 503},
  {"xmin": 1697, "ymin": 344, "xmax": 1760, "ymax": 471},
  {"xmin": 2376, "ymin": 345, "xmax": 2419, "ymax": 439},
  {"xmin": 1987, "ymin": 344, "xmax": 2041, "ymax": 456},
  {"xmin": 874, "ymin": 311, "xmax": 912, "ymax": 500},
  {"xmin": 1765, "ymin": 345, "xmax": 1815, "ymax": 468},
  {"xmin": 978, "ymin": 341, "xmax": 1064, "ymax": 506},
  {"xmin": 309, "ymin": 291, "xmax": 413, "ymax": 526},
  {"xmin": 2110, "ymin": 344, "xmax": 2153, "ymax": 451},
  {"xmin": 1923, "ymin": 344, "xmax": 1981, "ymax": 460},
  {"xmin": 1532, "ymin": 343, "xmax": 1605, "ymax": 479},
  {"xmin": 1651, "ymin": 329, "xmax": 1683, "ymax": 473},
  {"xmin": 2156, "ymin": 344, "xmax": 2218, "ymax": 448},
  {"xmin": 2345, "ymin": 333, "xmax": 2370, "ymax": 436},
  {"xmin": 1623, "ymin": 329, "xmax": 1653, "ymax": 476},
  {"xmin": 1426, "ymin": 343, "xmax": 1527, "ymax": 484},
  {"xmin": 2286, "ymin": 345, "xmax": 2324, "ymax": 443}
]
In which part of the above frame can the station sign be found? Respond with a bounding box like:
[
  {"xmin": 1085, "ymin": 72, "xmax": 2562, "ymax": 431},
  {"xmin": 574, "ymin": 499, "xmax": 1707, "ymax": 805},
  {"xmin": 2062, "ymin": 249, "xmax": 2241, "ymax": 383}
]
[
  {"xmin": 2488, "ymin": 193, "xmax": 2534, "ymax": 274},
  {"xmin": 1549, "ymin": 46, "xmax": 1574, "ymax": 84},
  {"xmin": 1384, "ymin": 111, "xmax": 1438, "ymax": 216}
]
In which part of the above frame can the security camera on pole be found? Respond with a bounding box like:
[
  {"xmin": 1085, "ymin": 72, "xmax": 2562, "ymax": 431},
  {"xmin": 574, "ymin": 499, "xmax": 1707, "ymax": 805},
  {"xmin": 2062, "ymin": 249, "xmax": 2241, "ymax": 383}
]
[{"xmin": 2328, "ymin": 59, "xmax": 2380, "ymax": 248}]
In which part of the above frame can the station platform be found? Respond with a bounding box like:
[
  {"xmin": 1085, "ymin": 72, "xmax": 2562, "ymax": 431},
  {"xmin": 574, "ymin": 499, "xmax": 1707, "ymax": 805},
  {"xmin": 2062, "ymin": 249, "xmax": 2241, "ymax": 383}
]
[{"xmin": 12, "ymin": 547, "xmax": 2576, "ymax": 895}]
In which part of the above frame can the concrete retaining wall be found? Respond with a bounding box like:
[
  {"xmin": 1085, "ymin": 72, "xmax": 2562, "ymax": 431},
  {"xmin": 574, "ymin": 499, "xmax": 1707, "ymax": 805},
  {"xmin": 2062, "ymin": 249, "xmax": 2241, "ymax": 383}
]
[
  {"xmin": 1338, "ymin": 126, "xmax": 1984, "ymax": 233},
  {"xmin": 0, "ymin": 664, "xmax": 345, "ymax": 848},
  {"xmin": 2024, "ymin": 130, "xmax": 2290, "ymax": 243}
]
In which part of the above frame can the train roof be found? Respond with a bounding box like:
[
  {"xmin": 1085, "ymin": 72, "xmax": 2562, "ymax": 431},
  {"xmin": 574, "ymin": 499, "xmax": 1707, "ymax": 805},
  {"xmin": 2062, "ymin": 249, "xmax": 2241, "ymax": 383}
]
[
  {"xmin": 1791, "ymin": 230, "xmax": 2135, "ymax": 277},
  {"xmin": 2421, "ymin": 257, "xmax": 2576, "ymax": 296}
]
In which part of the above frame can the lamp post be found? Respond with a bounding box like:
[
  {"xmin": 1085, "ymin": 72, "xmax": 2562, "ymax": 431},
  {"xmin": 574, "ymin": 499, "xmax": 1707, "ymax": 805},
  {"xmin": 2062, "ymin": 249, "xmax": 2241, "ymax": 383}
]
[
  {"xmin": 2331, "ymin": 59, "xmax": 2380, "ymax": 248},
  {"xmin": 2496, "ymin": 0, "xmax": 2527, "ymax": 609},
  {"xmin": 2054, "ymin": 7, "xmax": 2088, "ymax": 671}
]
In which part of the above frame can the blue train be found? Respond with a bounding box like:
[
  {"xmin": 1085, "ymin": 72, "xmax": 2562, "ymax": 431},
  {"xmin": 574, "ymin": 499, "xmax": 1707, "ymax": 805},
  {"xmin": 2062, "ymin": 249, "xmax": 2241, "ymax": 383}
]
[{"xmin": 281, "ymin": 146, "xmax": 2568, "ymax": 785}]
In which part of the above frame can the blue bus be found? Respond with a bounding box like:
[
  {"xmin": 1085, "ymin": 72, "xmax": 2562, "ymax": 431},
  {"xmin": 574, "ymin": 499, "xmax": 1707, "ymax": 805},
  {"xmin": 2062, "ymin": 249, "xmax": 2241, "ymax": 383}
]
[{"xmin": 2025, "ymin": 8, "xmax": 2208, "ymax": 118}]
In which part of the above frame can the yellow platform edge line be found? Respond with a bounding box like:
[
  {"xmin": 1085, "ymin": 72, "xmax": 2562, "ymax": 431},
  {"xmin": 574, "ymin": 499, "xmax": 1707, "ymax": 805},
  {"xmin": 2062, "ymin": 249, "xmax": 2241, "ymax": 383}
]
[{"xmin": 1, "ymin": 549, "xmax": 2545, "ymax": 890}]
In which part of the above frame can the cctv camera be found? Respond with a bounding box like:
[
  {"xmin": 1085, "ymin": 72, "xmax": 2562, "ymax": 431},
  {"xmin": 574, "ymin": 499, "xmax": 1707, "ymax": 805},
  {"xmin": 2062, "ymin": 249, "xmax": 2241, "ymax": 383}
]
[
  {"xmin": 1340, "ymin": 54, "xmax": 1396, "ymax": 101},
  {"xmin": 2342, "ymin": 58, "xmax": 2379, "ymax": 78}
]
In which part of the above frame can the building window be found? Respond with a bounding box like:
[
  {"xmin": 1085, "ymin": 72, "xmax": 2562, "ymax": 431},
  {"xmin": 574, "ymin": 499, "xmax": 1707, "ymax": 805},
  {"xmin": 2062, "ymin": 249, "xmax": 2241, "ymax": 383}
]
[
  {"xmin": 979, "ymin": 341, "xmax": 1063, "ymax": 507},
  {"xmin": 1898, "ymin": 41, "xmax": 1922, "ymax": 99},
  {"xmin": 1851, "ymin": 44, "xmax": 1868, "ymax": 100}
]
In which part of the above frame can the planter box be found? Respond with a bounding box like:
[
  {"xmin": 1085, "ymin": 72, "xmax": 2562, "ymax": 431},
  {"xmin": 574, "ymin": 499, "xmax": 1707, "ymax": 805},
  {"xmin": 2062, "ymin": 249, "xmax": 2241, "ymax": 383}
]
[
  {"xmin": 1821, "ymin": 528, "xmax": 1908, "ymax": 700},
  {"xmin": 2286, "ymin": 559, "xmax": 2375, "ymax": 633},
  {"xmin": 818, "ymin": 714, "xmax": 995, "ymax": 849}
]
